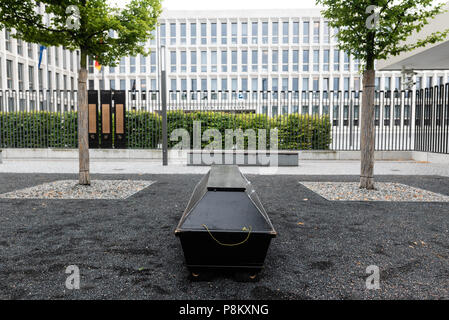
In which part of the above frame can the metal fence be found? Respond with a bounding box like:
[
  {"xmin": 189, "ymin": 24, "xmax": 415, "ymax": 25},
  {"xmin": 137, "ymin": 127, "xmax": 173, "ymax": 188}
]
[{"xmin": 0, "ymin": 85, "xmax": 448, "ymax": 153}]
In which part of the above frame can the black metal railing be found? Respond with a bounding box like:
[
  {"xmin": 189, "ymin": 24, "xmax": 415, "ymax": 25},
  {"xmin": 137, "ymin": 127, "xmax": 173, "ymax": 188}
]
[{"xmin": 0, "ymin": 86, "xmax": 448, "ymax": 154}]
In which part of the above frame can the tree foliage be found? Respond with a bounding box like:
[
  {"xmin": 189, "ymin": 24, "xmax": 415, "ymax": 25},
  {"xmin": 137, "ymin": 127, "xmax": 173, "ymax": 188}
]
[
  {"xmin": 0, "ymin": 0, "xmax": 162, "ymax": 66},
  {"xmin": 317, "ymin": 0, "xmax": 449, "ymax": 70}
]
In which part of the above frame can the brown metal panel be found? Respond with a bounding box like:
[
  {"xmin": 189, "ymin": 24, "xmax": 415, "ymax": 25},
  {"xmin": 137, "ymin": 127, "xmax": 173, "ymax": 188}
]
[
  {"xmin": 88, "ymin": 104, "xmax": 97, "ymax": 134},
  {"xmin": 116, "ymin": 104, "xmax": 124, "ymax": 134},
  {"xmin": 102, "ymin": 104, "xmax": 110, "ymax": 134}
]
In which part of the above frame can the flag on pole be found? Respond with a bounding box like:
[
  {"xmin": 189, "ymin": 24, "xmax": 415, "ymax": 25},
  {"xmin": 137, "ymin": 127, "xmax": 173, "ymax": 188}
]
[
  {"xmin": 95, "ymin": 60, "xmax": 102, "ymax": 71},
  {"xmin": 38, "ymin": 45, "xmax": 46, "ymax": 69}
]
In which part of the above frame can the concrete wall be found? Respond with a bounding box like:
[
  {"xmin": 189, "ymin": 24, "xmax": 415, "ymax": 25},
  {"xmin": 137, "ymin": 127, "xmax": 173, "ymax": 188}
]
[{"xmin": 1, "ymin": 148, "xmax": 448, "ymax": 164}]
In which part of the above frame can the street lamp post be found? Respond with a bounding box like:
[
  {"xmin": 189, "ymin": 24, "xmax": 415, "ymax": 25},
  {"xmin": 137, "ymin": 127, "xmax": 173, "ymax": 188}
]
[{"xmin": 160, "ymin": 45, "xmax": 168, "ymax": 166}]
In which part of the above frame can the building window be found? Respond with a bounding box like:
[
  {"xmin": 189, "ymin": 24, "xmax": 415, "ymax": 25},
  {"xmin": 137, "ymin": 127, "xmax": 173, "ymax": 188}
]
[
  {"xmin": 292, "ymin": 77, "xmax": 299, "ymax": 91},
  {"xmin": 242, "ymin": 22, "xmax": 248, "ymax": 44},
  {"xmin": 231, "ymin": 50, "xmax": 237, "ymax": 72},
  {"xmin": 272, "ymin": 22, "xmax": 279, "ymax": 44},
  {"xmin": 191, "ymin": 51, "xmax": 197, "ymax": 72},
  {"xmin": 70, "ymin": 51, "xmax": 74, "ymax": 72},
  {"xmin": 55, "ymin": 47, "xmax": 59, "ymax": 66},
  {"xmin": 324, "ymin": 22, "xmax": 330, "ymax": 43},
  {"xmin": 18, "ymin": 63, "xmax": 24, "ymax": 90},
  {"xmin": 323, "ymin": 50, "xmax": 330, "ymax": 71},
  {"xmin": 282, "ymin": 22, "xmax": 289, "ymax": 44},
  {"xmin": 221, "ymin": 78, "xmax": 227, "ymax": 91},
  {"xmin": 282, "ymin": 78, "xmax": 288, "ymax": 91},
  {"xmin": 262, "ymin": 22, "xmax": 268, "ymax": 44},
  {"xmin": 334, "ymin": 50, "xmax": 340, "ymax": 71},
  {"xmin": 221, "ymin": 50, "xmax": 227, "ymax": 72},
  {"xmin": 333, "ymin": 77, "xmax": 340, "ymax": 91},
  {"xmin": 252, "ymin": 22, "xmax": 258, "ymax": 44},
  {"xmin": 140, "ymin": 55, "xmax": 146, "ymax": 73},
  {"xmin": 39, "ymin": 70, "xmax": 43, "ymax": 90},
  {"xmin": 191, "ymin": 78, "xmax": 197, "ymax": 92},
  {"xmin": 180, "ymin": 78, "xmax": 187, "ymax": 92},
  {"xmin": 211, "ymin": 23, "xmax": 217, "ymax": 44},
  {"xmin": 5, "ymin": 30, "xmax": 11, "ymax": 51},
  {"xmin": 272, "ymin": 50, "xmax": 278, "ymax": 72},
  {"xmin": 303, "ymin": 22, "xmax": 309, "ymax": 43},
  {"xmin": 242, "ymin": 50, "xmax": 248, "ymax": 72},
  {"xmin": 170, "ymin": 51, "xmax": 176, "ymax": 72},
  {"xmin": 47, "ymin": 48, "xmax": 52, "ymax": 66},
  {"xmin": 252, "ymin": 78, "xmax": 258, "ymax": 96},
  {"xmin": 302, "ymin": 77, "xmax": 309, "ymax": 99},
  {"xmin": 303, "ymin": 50, "xmax": 309, "ymax": 71},
  {"xmin": 272, "ymin": 78, "xmax": 278, "ymax": 92},
  {"xmin": 241, "ymin": 78, "xmax": 248, "ymax": 98},
  {"xmin": 130, "ymin": 56, "xmax": 136, "ymax": 73},
  {"xmin": 63, "ymin": 48, "xmax": 67, "ymax": 69},
  {"xmin": 231, "ymin": 23, "xmax": 237, "ymax": 44},
  {"xmin": 191, "ymin": 23, "xmax": 197, "ymax": 45},
  {"xmin": 201, "ymin": 78, "xmax": 207, "ymax": 91},
  {"xmin": 180, "ymin": 23, "xmax": 186, "ymax": 44},
  {"xmin": 48, "ymin": 71, "xmax": 52, "ymax": 89},
  {"xmin": 293, "ymin": 22, "xmax": 299, "ymax": 43},
  {"xmin": 211, "ymin": 51, "xmax": 217, "ymax": 72},
  {"xmin": 201, "ymin": 23, "xmax": 207, "ymax": 44},
  {"xmin": 110, "ymin": 79, "xmax": 115, "ymax": 90},
  {"xmin": 141, "ymin": 79, "xmax": 147, "ymax": 98},
  {"xmin": 221, "ymin": 22, "xmax": 227, "ymax": 44},
  {"xmin": 150, "ymin": 51, "xmax": 156, "ymax": 73},
  {"xmin": 344, "ymin": 52, "xmax": 350, "ymax": 71},
  {"xmin": 262, "ymin": 50, "xmax": 268, "ymax": 72},
  {"xmin": 232, "ymin": 78, "xmax": 238, "ymax": 98},
  {"xmin": 170, "ymin": 23, "xmax": 176, "ymax": 45},
  {"xmin": 252, "ymin": 50, "xmax": 258, "ymax": 72},
  {"xmin": 120, "ymin": 79, "xmax": 126, "ymax": 90},
  {"xmin": 313, "ymin": 21, "xmax": 320, "ymax": 43},
  {"xmin": 292, "ymin": 50, "xmax": 299, "ymax": 72},
  {"xmin": 17, "ymin": 39, "xmax": 23, "ymax": 56},
  {"xmin": 201, "ymin": 51, "xmax": 207, "ymax": 72},
  {"xmin": 181, "ymin": 51, "xmax": 187, "ymax": 73},
  {"xmin": 88, "ymin": 56, "xmax": 94, "ymax": 73},
  {"xmin": 28, "ymin": 66, "xmax": 35, "ymax": 90},
  {"xmin": 120, "ymin": 57, "xmax": 126, "ymax": 73},
  {"xmin": 313, "ymin": 50, "xmax": 319, "ymax": 71},
  {"xmin": 354, "ymin": 58, "xmax": 360, "ymax": 71},
  {"xmin": 282, "ymin": 50, "xmax": 288, "ymax": 72}
]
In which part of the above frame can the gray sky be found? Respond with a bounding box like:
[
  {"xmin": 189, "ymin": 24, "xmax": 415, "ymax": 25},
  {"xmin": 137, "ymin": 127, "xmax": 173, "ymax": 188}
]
[{"xmin": 111, "ymin": 0, "xmax": 322, "ymax": 10}]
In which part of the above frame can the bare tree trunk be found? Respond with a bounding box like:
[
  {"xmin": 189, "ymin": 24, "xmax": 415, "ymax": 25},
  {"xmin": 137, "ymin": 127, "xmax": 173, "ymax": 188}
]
[
  {"xmin": 360, "ymin": 69, "xmax": 376, "ymax": 189},
  {"xmin": 78, "ymin": 50, "xmax": 90, "ymax": 185}
]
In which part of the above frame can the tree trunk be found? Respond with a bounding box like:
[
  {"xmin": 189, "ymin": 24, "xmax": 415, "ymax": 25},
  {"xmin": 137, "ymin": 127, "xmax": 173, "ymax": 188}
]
[
  {"xmin": 78, "ymin": 50, "xmax": 90, "ymax": 185},
  {"xmin": 360, "ymin": 68, "xmax": 376, "ymax": 190}
]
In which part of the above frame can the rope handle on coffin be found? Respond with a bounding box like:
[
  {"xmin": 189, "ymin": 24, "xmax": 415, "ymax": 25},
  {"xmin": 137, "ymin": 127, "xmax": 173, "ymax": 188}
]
[{"xmin": 201, "ymin": 224, "xmax": 252, "ymax": 247}]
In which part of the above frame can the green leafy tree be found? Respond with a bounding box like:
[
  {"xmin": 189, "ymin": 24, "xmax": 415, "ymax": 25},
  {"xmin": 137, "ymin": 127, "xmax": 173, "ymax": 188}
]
[
  {"xmin": 317, "ymin": 0, "xmax": 449, "ymax": 189},
  {"xmin": 0, "ymin": 0, "xmax": 162, "ymax": 184}
]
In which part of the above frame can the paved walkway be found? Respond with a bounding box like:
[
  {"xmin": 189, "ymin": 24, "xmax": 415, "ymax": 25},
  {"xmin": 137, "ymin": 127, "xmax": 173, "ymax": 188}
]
[{"xmin": 1, "ymin": 158, "xmax": 449, "ymax": 176}]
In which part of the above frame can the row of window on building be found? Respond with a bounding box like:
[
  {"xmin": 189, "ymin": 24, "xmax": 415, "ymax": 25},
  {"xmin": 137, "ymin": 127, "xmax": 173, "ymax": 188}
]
[
  {"xmin": 88, "ymin": 49, "xmax": 359, "ymax": 75},
  {"xmin": 0, "ymin": 58, "xmax": 75, "ymax": 90},
  {"xmin": 89, "ymin": 75, "xmax": 448, "ymax": 93},
  {"xmin": 3, "ymin": 30, "xmax": 78, "ymax": 72},
  {"xmin": 158, "ymin": 20, "xmax": 333, "ymax": 45},
  {"xmin": 167, "ymin": 49, "xmax": 358, "ymax": 73}
]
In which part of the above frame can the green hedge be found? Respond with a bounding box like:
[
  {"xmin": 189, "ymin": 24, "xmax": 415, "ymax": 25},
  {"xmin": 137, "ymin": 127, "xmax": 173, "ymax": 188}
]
[{"xmin": 0, "ymin": 110, "xmax": 331, "ymax": 150}]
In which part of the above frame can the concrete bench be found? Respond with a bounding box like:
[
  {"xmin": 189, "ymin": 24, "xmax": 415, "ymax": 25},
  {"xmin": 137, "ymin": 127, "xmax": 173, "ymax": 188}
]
[{"xmin": 187, "ymin": 150, "xmax": 298, "ymax": 167}]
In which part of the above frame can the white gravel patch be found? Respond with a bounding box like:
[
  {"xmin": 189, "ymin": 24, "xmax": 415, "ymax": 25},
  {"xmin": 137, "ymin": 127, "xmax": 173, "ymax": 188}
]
[
  {"xmin": 299, "ymin": 182, "xmax": 449, "ymax": 202},
  {"xmin": 0, "ymin": 180, "xmax": 155, "ymax": 200}
]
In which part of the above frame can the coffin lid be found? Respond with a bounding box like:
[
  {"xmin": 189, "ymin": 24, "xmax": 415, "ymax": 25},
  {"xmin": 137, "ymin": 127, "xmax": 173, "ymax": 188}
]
[{"xmin": 176, "ymin": 165, "xmax": 276, "ymax": 234}]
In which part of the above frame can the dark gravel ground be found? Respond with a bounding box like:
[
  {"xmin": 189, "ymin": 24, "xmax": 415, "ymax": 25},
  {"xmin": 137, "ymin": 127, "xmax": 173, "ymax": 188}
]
[{"xmin": 0, "ymin": 173, "xmax": 448, "ymax": 300}]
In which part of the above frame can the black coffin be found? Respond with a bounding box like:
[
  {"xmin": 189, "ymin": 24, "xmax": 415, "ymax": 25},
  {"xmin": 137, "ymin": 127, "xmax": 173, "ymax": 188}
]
[{"xmin": 175, "ymin": 165, "xmax": 277, "ymax": 274}]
